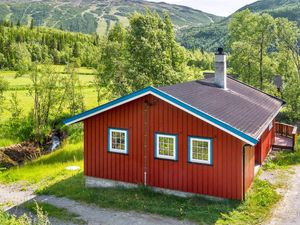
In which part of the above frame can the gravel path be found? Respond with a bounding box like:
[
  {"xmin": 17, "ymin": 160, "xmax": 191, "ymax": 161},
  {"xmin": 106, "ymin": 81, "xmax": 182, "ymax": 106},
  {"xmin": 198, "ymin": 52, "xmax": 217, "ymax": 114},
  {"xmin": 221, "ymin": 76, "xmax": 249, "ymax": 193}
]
[
  {"xmin": 34, "ymin": 195, "xmax": 195, "ymax": 225},
  {"xmin": 0, "ymin": 183, "xmax": 195, "ymax": 225},
  {"xmin": 267, "ymin": 166, "xmax": 300, "ymax": 225},
  {"xmin": 0, "ymin": 183, "xmax": 36, "ymax": 211}
]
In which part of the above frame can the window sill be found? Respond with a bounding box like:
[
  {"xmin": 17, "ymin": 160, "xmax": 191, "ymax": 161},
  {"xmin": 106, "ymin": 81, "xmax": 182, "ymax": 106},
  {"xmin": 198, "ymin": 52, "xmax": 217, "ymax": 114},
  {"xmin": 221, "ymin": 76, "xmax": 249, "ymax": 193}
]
[
  {"xmin": 188, "ymin": 161, "xmax": 213, "ymax": 166},
  {"xmin": 154, "ymin": 157, "xmax": 178, "ymax": 162}
]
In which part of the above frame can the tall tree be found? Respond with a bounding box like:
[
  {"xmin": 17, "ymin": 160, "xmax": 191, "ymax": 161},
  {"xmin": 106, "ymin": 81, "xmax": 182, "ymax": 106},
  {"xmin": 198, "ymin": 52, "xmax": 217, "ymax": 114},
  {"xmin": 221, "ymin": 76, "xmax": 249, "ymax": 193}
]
[
  {"xmin": 229, "ymin": 10, "xmax": 276, "ymax": 90},
  {"xmin": 95, "ymin": 22, "xmax": 129, "ymax": 100},
  {"xmin": 126, "ymin": 10, "xmax": 187, "ymax": 90},
  {"xmin": 0, "ymin": 77, "xmax": 8, "ymax": 114},
  {"xmin": 276, "ymin": 18, "xmax": 300, "ymax": 80}
]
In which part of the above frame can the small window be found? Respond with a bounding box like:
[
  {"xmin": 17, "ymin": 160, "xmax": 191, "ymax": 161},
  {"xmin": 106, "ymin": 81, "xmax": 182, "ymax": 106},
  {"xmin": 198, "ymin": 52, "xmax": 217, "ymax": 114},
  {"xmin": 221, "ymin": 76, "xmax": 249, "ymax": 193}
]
[
  {"xmin": 155, "ymin": 133, "xmax": 177, "ymax": 160},
  {"xmin": 108, "ymin": 128, "xmax": 128, "ymax": 154},
  {"xmin": 188, "ymin": 137, "xmax": 212, "ymax": 165},
  {"xmin": 268, "ymin": 122, "xmax": 273, "ymax": 131}
]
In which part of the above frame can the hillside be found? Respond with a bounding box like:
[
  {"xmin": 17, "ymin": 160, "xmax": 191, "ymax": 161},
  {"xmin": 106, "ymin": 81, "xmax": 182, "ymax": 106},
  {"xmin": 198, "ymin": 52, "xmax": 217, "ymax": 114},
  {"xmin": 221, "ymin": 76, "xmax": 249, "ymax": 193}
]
[
  {"xmin": 0, "ymin": 0, "xmax": 223, "ymax": 35},
  {"xmin": 178, "ymin": 0, "xmax": 300, "ymax": 51}
]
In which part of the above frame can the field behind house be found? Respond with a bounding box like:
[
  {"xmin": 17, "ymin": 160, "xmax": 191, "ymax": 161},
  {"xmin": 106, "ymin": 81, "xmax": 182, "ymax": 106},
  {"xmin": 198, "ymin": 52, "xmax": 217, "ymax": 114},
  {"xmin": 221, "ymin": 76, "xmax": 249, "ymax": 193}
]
[{"xmin": 0, "ymin": 65, "xmax": 100, "ymax": 122}]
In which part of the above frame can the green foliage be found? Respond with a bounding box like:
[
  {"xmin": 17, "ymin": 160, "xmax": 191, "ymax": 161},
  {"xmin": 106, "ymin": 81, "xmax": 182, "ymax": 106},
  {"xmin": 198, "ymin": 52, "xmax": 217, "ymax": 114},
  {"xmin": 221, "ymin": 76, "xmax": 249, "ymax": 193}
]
[
  {"xmin": 24, "ymin": 201, "xmax": 85, "ymax": 224},
  {"xmin": 0, "ymin": 203, "xmax": 50, "ymax": 225},
  {"xmin": 0, "ymin": 142, "xmax": 83, "ymax": 185},
  {"xmin": 0, "ymin": 211, "xmax": 30, "ymax": 225},
  {"xmin": 178, "ymin": 0, "xmax": 300, "ymax": 51},
  {"xmin": 216, "ymin": 179, "xmax": 280, "ymax": 224},
  {"xmin": 97, "ymin": 11, "xmax": 191, "ymax": 98},
  {"xmin": 228, "ymin": 10, "xmax": 300, "ymax": 121},
  {"xmin": 229, "ymin": 10, "xmax": 277, "ymax": 90},
  {"xmin": 40, "ymin": 172, "xmax": 238, "ymax": 224},
  {"xmin": 0, "ymin": 24, "xmax": 101, "ymax": 70},
  {"xmin": 0, "ymin": 1, "xmax": 222, "ymax": 35},
  {"xmin": 264, "ymin": 140, "xmax": 300, "ymax": 170},
  {"xmin": 0, "ymin": 76, "xmax": 8, "ymax": 113},
  {"xmin": 63, "ymin": 64, "xmax": 85, "ymax": 116},
  {"xmin": 282, "ymin": 78, "xmax": 300, "ymax": 121}
]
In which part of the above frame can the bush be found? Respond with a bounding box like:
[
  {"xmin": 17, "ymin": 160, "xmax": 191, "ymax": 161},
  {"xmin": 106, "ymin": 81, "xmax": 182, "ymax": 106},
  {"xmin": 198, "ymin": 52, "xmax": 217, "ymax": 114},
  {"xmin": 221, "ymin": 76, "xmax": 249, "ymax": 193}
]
[{"xmin": 0, "ymin": 116, "xmax": 34, "ymax": 142}]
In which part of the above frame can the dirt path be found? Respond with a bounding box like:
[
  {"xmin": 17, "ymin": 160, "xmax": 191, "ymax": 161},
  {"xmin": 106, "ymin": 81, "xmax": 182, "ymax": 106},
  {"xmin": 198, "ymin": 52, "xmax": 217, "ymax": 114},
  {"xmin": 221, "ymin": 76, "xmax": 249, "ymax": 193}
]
[
  {"xmin": 34, "ymin": 195, "xmax": 195, "ymax": 225},
  {"xmin": 266, "ymin": 165, "xmax": 300, "ymax": 225},
  {"xmin": 0, "ymin": 183, "xmax": 194, "ymax": 225},
  {"xmin": 0, "ymin": 183, "xmax": 36, "ymax": 211}
]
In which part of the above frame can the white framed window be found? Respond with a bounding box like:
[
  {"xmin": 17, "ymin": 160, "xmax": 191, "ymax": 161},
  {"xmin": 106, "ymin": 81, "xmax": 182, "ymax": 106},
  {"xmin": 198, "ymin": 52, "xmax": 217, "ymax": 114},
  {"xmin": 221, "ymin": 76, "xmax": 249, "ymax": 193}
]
[
  {"xmin": 188, "ymin": 136, "xmax": 212, "ymax": 165},
  {"xmin": 268, "ymin": 121, "xmax": 273, "ymax": 131},
  {"xmin": 108, "ymin": 128, "xmax": 128, "ymax": 154},
  {"xmin": 155, "ymin": 133, "xmax": 177, "ymax": 160}
]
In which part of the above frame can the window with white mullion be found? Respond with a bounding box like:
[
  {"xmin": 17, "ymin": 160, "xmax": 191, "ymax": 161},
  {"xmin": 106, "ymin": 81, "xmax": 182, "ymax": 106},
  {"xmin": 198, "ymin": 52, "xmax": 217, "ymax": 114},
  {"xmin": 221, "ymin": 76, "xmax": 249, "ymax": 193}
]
[
  {"xmin": 108, "ymin": 128, "xmax": 128, "ymax": 154},
  {"xmin": 189, "ymin": 137, "xmax": 212, "ymax": 165},
  {"xmin": 155, "ymin": 133, "xmax": 177, "ymax": 160}
]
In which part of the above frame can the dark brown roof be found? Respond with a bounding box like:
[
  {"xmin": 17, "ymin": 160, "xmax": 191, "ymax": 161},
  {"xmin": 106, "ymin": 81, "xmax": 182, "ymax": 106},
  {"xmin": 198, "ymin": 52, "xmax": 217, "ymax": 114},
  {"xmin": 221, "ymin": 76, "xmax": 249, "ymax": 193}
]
[{"xmin": 158, "ymin": 76, "xmax": 284, "ymax": 139}]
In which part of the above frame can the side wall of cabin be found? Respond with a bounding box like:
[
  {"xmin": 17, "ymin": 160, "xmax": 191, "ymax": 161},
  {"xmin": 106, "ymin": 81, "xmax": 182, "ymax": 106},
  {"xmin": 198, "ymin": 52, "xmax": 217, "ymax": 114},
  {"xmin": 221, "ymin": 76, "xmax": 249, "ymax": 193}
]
[
  {"xmin": 84, "ymin": 94, "xmax": 247, "ymax": 200},
  {"xmin": 255, "ymin": 119, "xmax": 275, "ymax": 165}
]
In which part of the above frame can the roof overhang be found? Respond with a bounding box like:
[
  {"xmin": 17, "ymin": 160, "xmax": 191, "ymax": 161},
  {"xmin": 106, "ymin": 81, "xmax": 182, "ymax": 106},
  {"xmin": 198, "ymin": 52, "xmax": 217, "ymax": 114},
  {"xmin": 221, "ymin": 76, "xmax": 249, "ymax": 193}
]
[{"xmin": 64, "ymin": 86, "xmax": 259, "ymax": 146}]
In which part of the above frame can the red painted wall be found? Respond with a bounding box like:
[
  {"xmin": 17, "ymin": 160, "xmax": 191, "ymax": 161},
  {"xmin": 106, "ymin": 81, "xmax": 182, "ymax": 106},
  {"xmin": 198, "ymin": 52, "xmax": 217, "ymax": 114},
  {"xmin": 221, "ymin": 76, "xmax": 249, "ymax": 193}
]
[
  {"xmin": 84, "ymin": 94, "xmax": 247, "ymax": 200},
  {"xmin": 255, "ymin": 119, "xmax": 275, "ymax": 165}
]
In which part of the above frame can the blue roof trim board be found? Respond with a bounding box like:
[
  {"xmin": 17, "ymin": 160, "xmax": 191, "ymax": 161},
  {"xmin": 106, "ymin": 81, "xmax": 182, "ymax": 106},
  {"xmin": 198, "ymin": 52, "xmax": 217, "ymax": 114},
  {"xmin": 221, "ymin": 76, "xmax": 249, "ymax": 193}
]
[
  {"xmin": 63, "ymin": 86, "xmax": 153, "ymax": 125},
  {"xmin": 64, "ymin": 86, "xmax": 259, "ymax": 145}
]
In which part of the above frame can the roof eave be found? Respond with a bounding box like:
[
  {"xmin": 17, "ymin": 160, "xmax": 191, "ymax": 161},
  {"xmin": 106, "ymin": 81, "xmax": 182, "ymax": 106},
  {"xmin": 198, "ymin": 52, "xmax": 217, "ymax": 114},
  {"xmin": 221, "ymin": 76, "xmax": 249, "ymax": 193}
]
[{"xmin": 64, "ymin": 86, "xmax": 259, "ymax": 146}]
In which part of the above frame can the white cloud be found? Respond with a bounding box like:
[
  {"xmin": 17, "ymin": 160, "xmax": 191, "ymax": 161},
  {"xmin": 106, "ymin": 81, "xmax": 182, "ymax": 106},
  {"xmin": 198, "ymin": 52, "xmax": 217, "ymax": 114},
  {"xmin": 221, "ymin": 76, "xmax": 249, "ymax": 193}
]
[{"xmin": 146, "ymin": 0, "xmax": 257, "ymax": 16}]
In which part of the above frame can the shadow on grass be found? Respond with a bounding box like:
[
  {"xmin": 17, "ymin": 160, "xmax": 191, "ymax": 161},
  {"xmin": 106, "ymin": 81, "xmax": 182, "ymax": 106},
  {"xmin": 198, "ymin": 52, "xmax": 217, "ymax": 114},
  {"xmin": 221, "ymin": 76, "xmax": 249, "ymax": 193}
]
[{"xmin": 38, "ymin": 172, "xmax": 239, "ymax": 224}]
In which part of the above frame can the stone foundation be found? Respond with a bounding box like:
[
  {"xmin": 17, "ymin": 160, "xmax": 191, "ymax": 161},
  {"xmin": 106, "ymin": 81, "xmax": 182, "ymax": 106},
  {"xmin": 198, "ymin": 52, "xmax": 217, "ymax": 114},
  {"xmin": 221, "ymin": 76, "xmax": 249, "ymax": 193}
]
[{"xmin": 85, "ymin": 176, "xmax": 225, "ymax": 201}]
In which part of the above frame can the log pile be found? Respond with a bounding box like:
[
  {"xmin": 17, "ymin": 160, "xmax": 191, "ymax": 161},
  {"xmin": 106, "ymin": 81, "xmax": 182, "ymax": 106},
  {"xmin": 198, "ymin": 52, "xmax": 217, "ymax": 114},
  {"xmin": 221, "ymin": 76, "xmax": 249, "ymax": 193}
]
[{"xmin": 0, "ymin": 142, "xmax": 40, "ymax": 169}]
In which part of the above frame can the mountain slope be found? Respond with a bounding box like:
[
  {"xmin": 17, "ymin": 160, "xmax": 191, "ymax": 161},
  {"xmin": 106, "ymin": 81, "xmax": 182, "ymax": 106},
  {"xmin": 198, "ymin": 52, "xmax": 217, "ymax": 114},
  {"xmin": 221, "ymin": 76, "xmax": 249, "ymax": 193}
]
[
  {"xmin": 239, "ymin": 0, "xmax": 300, "ymax": 24},
  {"xmin": 178, "ymin": 0, "xmax": 300, "ymax": 51},
  {"xmin": 0, "ymin": 0, "xmax": 223, "ymax": 35}
]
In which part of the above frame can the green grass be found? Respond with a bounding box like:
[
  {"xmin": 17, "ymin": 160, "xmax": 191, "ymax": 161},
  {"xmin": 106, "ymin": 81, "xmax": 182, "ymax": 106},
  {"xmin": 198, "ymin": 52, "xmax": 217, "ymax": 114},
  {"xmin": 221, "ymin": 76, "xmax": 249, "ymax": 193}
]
[
  {"xmin": 0, "ymin": 138, "xmax": 17, "ymax": 148},
  {"xmin": 264, "ymin": 138, "xmax": 300, "ymax": 170},
  {"xmin": 0, "ymin": 140, "xmax": 285, "ymax": 224},
  {"xmin": 0, "ymin": 142, "xmax": 84, "ymax": 187},
  {"xmin": 24, "ymin": 202, "xmax": 85, "ymax": 225},
  {"xmin": 216, "ymin": 178, "xmax": 281, "ymax": 224},
  {"xmin": 1, "ymin": 87, "xmax": 99, "ymax": 121},
  {"xmin": 1, "ymin": 138, "xmax": 297, "ymax": 224},
  {"xmin": 39, "ymin": 173, "xmax": 239, "ymax": 224},
  {"xmin": 0, "ymin": 209, "xmax": 48, "ymax": 225},
  {"xmin": 0, "ymin": 67, "xmax": 104, "ymax": 122},
  {"xmin": 0, "ymin": 210, "xmax": 27, "ymax": 225}
]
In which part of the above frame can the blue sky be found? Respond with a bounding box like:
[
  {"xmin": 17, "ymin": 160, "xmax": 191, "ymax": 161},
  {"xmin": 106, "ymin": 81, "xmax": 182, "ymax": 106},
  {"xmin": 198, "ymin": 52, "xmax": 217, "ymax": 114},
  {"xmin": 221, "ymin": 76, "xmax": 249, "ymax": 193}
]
[{"xmin": 146, "ymin": 0, "xmax": 257, "ymax": 17}]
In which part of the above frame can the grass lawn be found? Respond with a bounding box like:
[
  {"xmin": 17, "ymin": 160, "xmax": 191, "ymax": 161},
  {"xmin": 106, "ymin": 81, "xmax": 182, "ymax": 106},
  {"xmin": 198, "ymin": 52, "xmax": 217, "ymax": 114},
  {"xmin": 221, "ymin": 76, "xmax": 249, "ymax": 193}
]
[
  {"xmin": 264, "ymin": 138, "xmax": 300, "ymax": 170},
  {"xmin": 0, "ymin": 139, "xmax": 293, "ymax": 225},
  {"xmin": 0, "ymin": 142, "xmax": 83, "ymax": 187}
]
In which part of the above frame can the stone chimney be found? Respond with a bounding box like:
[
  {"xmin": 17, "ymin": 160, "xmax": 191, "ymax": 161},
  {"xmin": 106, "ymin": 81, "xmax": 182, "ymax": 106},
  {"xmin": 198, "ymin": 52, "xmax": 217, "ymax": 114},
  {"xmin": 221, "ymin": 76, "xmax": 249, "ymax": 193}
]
[{"xmin": 215, "ymin": 48, "xmax": 227, "ymax": 90}]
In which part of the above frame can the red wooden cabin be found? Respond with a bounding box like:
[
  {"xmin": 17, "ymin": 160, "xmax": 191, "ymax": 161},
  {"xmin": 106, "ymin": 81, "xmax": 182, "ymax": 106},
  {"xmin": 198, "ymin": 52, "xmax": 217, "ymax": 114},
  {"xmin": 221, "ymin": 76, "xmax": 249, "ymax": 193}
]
[{"xmin": 65, "ymin": 49, "xmax": 288, "ymax": 200}]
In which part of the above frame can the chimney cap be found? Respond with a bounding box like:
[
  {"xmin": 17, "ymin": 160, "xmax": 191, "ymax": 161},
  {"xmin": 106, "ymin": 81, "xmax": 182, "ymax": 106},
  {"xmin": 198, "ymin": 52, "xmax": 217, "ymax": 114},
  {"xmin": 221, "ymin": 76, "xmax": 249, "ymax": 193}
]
[{"xmin": 216, "ymin": 47, "xmax": 225, "ymax": 55}]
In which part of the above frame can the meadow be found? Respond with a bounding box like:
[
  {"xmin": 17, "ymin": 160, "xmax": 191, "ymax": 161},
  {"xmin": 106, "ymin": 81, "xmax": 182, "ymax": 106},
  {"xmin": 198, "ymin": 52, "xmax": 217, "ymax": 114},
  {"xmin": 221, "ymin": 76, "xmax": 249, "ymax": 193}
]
[{"xmin": 0, "ymin": 65, "xmax": 100, "ymax": 122}]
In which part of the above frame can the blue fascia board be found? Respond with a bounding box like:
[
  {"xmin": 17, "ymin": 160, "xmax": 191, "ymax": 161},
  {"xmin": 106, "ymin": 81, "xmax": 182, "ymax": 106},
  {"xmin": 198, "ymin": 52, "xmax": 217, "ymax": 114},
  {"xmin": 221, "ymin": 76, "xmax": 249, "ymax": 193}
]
[
  {"xmin": 64, "ymin": 86, "xmax": 258, "ymax": 145},
  {"xmin": 63, "ymin": 86, "xmax": 153, "ymax": 125}
]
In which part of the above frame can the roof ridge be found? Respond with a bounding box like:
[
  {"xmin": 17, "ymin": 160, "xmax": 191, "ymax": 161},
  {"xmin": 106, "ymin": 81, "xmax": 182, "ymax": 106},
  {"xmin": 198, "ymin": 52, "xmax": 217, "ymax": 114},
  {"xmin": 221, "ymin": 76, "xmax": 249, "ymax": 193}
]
[{"xmin": 227, "ymin": 76, "xmax": 286, "ymax": 105}]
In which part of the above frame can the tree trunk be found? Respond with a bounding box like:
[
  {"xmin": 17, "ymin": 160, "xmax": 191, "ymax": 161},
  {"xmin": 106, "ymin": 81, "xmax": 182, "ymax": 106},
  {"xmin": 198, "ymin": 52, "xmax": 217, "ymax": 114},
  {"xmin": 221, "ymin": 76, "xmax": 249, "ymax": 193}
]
[{"xmin": 259, "ymin": 40, "xmax": 264, "ymax": 90}]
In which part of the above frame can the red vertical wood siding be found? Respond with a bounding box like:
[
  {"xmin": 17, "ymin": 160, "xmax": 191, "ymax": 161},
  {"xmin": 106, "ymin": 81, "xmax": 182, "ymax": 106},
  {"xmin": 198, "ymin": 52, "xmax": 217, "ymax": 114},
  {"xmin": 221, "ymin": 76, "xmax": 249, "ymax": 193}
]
[
  {"xmin": 255, "ymin": 119, "xmax": 275, "ymax": 164},
  {"xmin": 244, "ymin": 146, "xmax": 255, "ymax": 192},
  {"xmin": 84, "ymin": 95, "xmax": 247, "ymax": 200}
]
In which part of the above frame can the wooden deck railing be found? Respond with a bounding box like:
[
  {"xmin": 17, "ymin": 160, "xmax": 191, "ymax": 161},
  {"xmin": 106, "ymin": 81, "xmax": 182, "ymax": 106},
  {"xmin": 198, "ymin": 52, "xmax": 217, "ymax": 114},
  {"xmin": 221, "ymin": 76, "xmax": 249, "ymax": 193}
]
[{"xmin": 275, "ymin": 122, "xmax": 298, "ymax": 149}]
